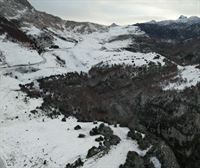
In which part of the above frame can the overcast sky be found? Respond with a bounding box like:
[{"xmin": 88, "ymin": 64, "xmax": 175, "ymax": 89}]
[{"xmin": 29, "ymin": 0, "xmax": 200, "ymax": 25}]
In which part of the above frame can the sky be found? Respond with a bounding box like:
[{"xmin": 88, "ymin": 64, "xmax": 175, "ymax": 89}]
[{"xmin": 29, "ymin": 0, "xmax": 200, "ymax": 25}]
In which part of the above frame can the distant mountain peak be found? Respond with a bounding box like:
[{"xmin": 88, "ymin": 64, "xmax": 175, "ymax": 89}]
[
  {"xmin": 176, "ymin": 15, "xmax": 200, "ymax": 24},
  {"xmin": 110, "ymin": 23, "xmax": 118, "ymax": 27},
  {"xmin": 148, "ymin": 20, "xmax": 157, "ymax": 24},
  {"xmin": 178, "ymin": 15, "xmax": 188, "ymax": 20},
  {"xmin": 15, "ymin": 0, "xmax": 33, "ymax": 9}
]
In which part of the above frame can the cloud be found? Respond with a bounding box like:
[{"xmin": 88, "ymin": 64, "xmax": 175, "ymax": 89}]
[{"xmin": 28, "ymin": 0, "xmax": 200, "ymax": 25}]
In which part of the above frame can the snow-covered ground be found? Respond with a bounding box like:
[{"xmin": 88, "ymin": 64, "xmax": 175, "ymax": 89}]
[
  {"xmin": 163, "ymin": 65, "xmax": 200, "ymax": 90},
  {"xmin": 0, "ymin": 70, "xmax": 43, "ymax": 123},
  {"xmin": 82, "ymin": 126, "xmax": 149, "ymax": 168},
  {"xmin": 0, "ymin": 35, "xmax": 42, "ymax": 66},
  {"xmin": 0, "ymin": 25, "xmax": 165, "ymax": 83},
  {"xmin": 51, "ymin": 25, "xmax": 164, "ymax": 72},
  {"xmin": 21, "ymin": 24, "xmax": 42, "ymax": 37},
  {"xmin": 0, "ymin": 117, "xmax": 149, "ymax": 168},
  {"xmin": 7, "ymin": 8, "xmax": 27, "ymax": 20},
  {"xmin": 0, "ymin": 117, "xmax": 99, "ymax": 168},
  {"xmin": 150, "ymin": 157, "xmax": 161, "ymax": 168},
  {"xmin": 53, "ymin": 36, "xmax": 75, "ymax": 48}
]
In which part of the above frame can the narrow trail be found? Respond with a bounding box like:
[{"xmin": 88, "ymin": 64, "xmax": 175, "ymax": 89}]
[{"xmin": 0, "ymin": 42, "xmax": 77, "ymax": 71}]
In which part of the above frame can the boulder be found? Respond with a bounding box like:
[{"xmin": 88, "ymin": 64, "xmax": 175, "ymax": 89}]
[{"xmin": 74, "ymin": 125, "xmax": 81, "ymax": 130}]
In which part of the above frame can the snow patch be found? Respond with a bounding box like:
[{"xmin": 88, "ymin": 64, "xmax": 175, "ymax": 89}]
[
  {"xmin": 163, "ymin": 65, "xmax": 200, "ymax": 90},
  {"xmin": 22, "ymin": 25, "xmax": 42, "ymax": 36},
  {"xmin": 0, "ymin": 117, "xmax": 148, "ymax": 168},
  {"xmin": 53, "ymin": 36, "xmax": 75, "ymax": 48},
  {"xmin": 0, "ymin": 74, "xmax": 43, "ymax": 123},
  {"xmin": 0, "ymin": 35, "xmax": 42, "ymax": 66},
  {"xmin": 150, "ymin": 157, "xmax": 161, "ymax": 168},
  {"xmin": 0, "ymin": 118, "xmax": 98, "ymax": 168},
  {"xmin": 8, "ymin": 8, "xmax": 27, "ymax": 20},
  {"xmin": 83, "ymin": 126, "xmax": 150, "ymax": 168},
  {"xmin": 97, "ymin": 52, "xmax": 165, "ymax": 68},
  {"xmin": 103, "ymin": 39, "xmax": 131, "ymax": 50}
]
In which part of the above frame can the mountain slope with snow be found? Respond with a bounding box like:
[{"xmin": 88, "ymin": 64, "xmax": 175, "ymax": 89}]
[{"xmin": 0, "ymin": 1, "xmax": 200, "ymax": 168}]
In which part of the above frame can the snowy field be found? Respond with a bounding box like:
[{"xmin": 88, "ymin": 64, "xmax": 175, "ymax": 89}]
[
  {"xmin": 0, "ymin": 117, "xmax": 149, "ymax": 168},
  {"xmin": 21, "ymin": 24, "xmax": 42, "ymax": 37},
  {"xmin": 0, "ymin": 25, "xmax": 166, "ymax": 83}
]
